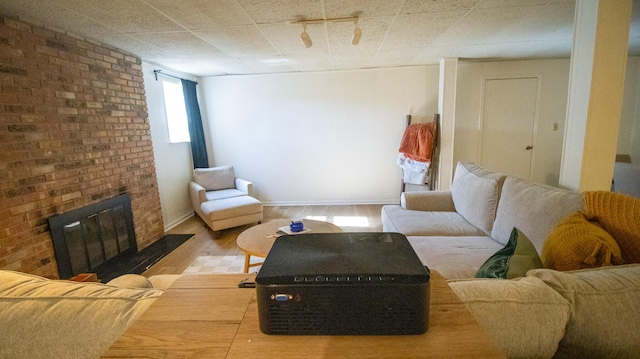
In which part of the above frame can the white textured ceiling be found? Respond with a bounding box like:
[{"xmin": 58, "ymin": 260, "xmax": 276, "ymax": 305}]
[{"xmin": 1, "ymin": 0, "xmax": 638, "ymax": 76}]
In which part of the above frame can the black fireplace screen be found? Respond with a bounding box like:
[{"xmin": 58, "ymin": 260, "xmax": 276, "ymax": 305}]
[{"xmin": 48, "ymin": 193, "xmax": 137, "ymax": 279}]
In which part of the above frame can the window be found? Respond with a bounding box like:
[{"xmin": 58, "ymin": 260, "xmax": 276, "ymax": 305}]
[{"xmin": 162, "ymin": 79, "xmax": 190, "ymax": 143}]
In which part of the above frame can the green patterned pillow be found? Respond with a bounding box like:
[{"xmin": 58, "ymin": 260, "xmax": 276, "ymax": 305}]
[{"xmin": 476, "ymin": 228, "xmax": 543, "ymax": 279}]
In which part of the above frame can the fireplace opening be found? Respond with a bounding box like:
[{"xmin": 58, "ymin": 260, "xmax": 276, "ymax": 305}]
[
  {"xmin": 48, "ymin": 193, "xmax": 194, "ymax": 282},
  {"xmin": 49, "ymin": 193, "xmax": 137, "ymax": 280}
]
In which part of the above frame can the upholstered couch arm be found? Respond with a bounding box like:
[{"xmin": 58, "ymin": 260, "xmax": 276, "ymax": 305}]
[
  {"xmin": 401, "ymin": 191, "xmax": 456, "ymax": 211},
  {"xmin": 235, "ymin": 178, "xmax": 253, "ymax": 196},
  {"xmin": 189, "ymin": 181, "xmax": 206, "ymax": 217},
  {"xmin": 0, "ymin": 270, "xmax": 163, "ymax": 359},
  {"xmin": 449, "ymin": 276, "xmax": 571, "ymax": 359}
]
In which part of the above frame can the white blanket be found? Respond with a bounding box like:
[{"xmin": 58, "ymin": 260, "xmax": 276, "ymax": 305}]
[
  {"xmin": 397, "ymin": 153, "xmax": 430, "ymax": 185},
  {"xmin": 397, "ymin": 153, "xmax": 430, "ymax": 172}
]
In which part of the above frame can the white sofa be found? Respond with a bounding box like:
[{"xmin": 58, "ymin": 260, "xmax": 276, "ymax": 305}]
[
  {"xmin": 0, "ymin": 271, "xmax": 180, "ymax": 359},
  {"xmin": 382, "ymin": 162, "xmax": 584, "ymax": 279},
  {"xmin": 382, "ymin": 162, "xmax": 640, "ymax": 358},
  {"xmin": 189, "ymin": 166, "xmax": 263, "ymax": 238},
  {"xmin": 449, "ymin": 264, "xmax": 640, "ymax": 359}
]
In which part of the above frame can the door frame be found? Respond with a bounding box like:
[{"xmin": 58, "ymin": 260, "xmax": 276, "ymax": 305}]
[{"xmin": 477, "ymin": 75, "xmax": 542, "ymax": 179}]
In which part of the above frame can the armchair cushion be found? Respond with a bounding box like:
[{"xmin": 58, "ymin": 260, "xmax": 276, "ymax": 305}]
[
  {"xmin": 194, "ymin": 166, "xmax": 235, "ymax": 191},
  {"xmin": 201, "ymin": 196, "xmax": 263, "ymax": 222},
  {"xmin": 205, "ymin": 188, "xmax": 247, "ymax": 201}
]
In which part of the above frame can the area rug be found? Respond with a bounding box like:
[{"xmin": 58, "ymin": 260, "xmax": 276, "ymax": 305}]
[{"xmin": 182, "ymin": 255, "xmax": 262, "ymax": 274}]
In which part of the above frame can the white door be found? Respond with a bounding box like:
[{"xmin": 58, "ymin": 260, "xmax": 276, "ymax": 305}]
[{"xmin": 480, "ymin": 77, "xmax": 538, "ymax": 179}]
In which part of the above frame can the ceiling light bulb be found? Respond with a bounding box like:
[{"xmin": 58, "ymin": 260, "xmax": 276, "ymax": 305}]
[
  {"xmin": 300, "ymin": 23, "xmax": 312, "ymax": 48},
  {"xmin": 351, "ymin": 27, "xmax": 362, "ymax": 45},
  {"xmin": 301, "ymin": 31, "xmax": 312, "ymax": 48}
]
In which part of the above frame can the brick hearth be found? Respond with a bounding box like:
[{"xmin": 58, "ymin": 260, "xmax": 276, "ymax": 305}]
[{"xmin": 0, "ymin": 16, "xmax": 164, "ymax": 278}]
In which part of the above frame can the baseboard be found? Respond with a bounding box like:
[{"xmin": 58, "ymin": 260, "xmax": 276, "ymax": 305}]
[
  {"xmin": 162, "ymin": 203, "xmax": 397, "ymax": 229},
  {"xmin": 262, "ymin": 200, "xmax": 398, "ymax": 206},
  {"xmin": 164, "ymin": 212, "xmax": 195, "ymax": 231}
]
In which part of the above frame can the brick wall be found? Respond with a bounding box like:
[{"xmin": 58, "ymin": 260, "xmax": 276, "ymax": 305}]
[{"xmin": 0, "ymin": 16, "xmax": 164, "ymax": 278}]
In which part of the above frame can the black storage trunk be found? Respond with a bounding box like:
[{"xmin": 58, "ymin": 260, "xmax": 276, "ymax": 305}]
[{"xmin": 255, "ymin": 232, "xmax": 430, "ymax": 335}]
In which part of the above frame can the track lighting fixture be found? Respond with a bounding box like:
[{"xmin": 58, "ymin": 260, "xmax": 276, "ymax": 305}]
[
  {"xmin": 289, "ymin": 16, "xmax": 362, "ymax": 48},
  {"xmin": 351, "ymin": 19, "xmax": 362, "ymax": 45},
  {"xmin": 300, "ymin": 23, "xmax": 312, "ymax": 48}
]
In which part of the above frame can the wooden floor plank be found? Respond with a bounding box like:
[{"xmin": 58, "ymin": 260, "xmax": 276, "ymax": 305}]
[{"xmin": 143, "ymin": 205, "xmax": 384, "ymax": 276}]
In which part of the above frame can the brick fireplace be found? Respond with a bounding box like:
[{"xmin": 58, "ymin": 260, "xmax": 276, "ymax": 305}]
[{"xmin": 0, "ymin": 16, "xmax": 164, "ymax": 278}]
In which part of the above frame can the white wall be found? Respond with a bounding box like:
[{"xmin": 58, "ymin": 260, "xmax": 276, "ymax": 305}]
[
  {"xmin": 619, "ymin": 56, "xmax": 640, "ymax": 162},
  {"xmin": 200, "ymin": 67, "xmax": 440, "ymax": 205},
  {"xmin": 142, "ymin": 62, "xmax": 195, "ymax": 229},
  {"xmin": 142, "ymin": 57, "xmax": 635, "ymax": 222},
  {"xmin": 454, "ymin": 59, "xmax": 571, "ymax": 186}
]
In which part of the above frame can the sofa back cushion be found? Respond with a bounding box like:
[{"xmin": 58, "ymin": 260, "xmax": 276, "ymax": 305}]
[
  {"xmin": 0, "ymin": 270, "xmax": 162, "ymax": 359},
  {"xmin": 449, "ymin": 276, "xmax": 570, "ymax": 359},
  {"xmin": 491, "ymin": 175, "xmax": 583, "ymax": 249},
  {"xmin": 528, "ymin": 265, "xmax": 640, "ymax": 359},
  {"xmin": 193, "ymin": 166, "xmax": 235, "ymax": 191},
  {"xmin": 450, "ymin": 162, "xmax": 506, "ymax": 235}
]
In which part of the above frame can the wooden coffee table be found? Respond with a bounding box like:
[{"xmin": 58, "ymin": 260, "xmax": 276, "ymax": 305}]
[
  {"xmin": 100, "ymin": 272, "xmax": 506, "ymax": 358},
  {"xmin": 236, "ymin": 219, "xmax": 342, "ymax": 273}
]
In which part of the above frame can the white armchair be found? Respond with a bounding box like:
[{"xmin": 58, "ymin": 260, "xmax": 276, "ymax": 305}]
[{"xmin": 189, "ymin": 166, "xmax": 263, "ymax": 238}]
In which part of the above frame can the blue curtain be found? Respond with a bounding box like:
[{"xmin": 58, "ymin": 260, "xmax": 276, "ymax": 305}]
[{"xmin": 181, "ymin": 79, "xmax": 209, "ymax": 168}]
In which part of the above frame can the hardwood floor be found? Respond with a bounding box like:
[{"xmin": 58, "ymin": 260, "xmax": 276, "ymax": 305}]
[{"xmin": 142, "ymin": 204, "xmax": 384, "ymax": 277}]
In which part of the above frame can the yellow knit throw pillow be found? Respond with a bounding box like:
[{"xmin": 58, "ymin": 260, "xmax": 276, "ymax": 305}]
[
  {"xmin": 584, "ymin": 191, "xmax": 640, "ymax": 264},
  {"xmin": 542, "ymin": 212, "xmax": 624, "ymax": 271}
]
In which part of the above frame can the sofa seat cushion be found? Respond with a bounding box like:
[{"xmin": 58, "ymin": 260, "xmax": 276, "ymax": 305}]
[
  {"xmin": 491, "ymin": 175, "xmax": 584, "ymax": 249},
  {"xmin": 407, "ymin": 236, "xmax": 503, "ymax": 279},
  {"xmin": 528, "ymin": 265, "xmax": 640, "ymax": 359},
  {"xmin": 0, "ymin": 270, "xmax": 162, "ymax": 359},
  {"xmin": 382, "ymin": 205, "xmax": 486, "ymax": 237},
  {"xmin": 450, "ymin": 162, "xmax": 506, "ymax": 235},
  {"xmin": 205, "ymin": 188, "xmax": 246, "ymax": 201},
  {"xmin": 448, "ymin": 276, "xmax": 571, "ymax": 359},
  {"xmin": 201, "ymin": 196, "xmax": 262, "ymax": 222}
]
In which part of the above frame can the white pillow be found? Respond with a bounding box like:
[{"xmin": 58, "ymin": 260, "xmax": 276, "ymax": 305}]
[{"xmin": 193, "ymin": 166, "xmax": 235, "ymax": 191}]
